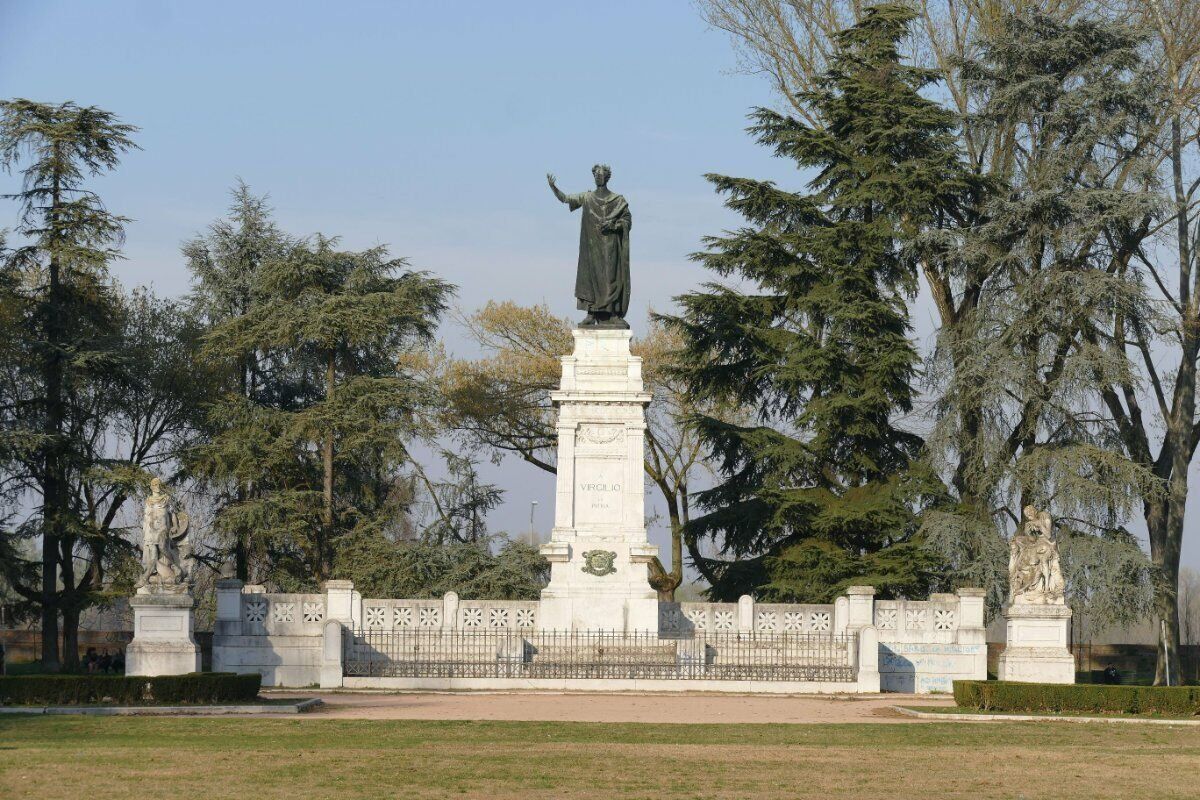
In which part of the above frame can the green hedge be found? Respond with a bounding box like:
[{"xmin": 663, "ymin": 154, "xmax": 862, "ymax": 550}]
[
  {"xmin": 953, "ymin": 680, "xmax": 1200, "ymax": 716},
  {"xmin": 0, "ymin": 672, "xmax": 262, "ymax": 706}
]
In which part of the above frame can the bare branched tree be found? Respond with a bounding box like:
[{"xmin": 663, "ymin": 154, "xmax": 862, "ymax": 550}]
[{"xmin": 699, "ymin": 0, "xmax": 1200, "ymax": 682}]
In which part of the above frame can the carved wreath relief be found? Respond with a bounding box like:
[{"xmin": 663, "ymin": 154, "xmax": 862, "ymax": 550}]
[
  {"xmin": 581, "ymin": 549, "xmax": 617, "ymax": 576},
  {"xmin": 577, "ymin": 424, "xmax": 623, "ymax": 445}
]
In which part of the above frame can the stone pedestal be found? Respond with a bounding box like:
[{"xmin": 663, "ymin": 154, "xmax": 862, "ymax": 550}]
[
  {"xmin": 997, "ymin": 603, "xmax": 1074, "ymax": 684},
  {"xmin": 126, "ymin": 592, "xmax": 201, "ymax": 676},
  {"xmin": 538, "ymin": 328, "xmax": 660, "ymax": 632}
]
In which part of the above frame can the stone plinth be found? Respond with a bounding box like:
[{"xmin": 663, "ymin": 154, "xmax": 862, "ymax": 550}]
[
  {"xmin": 538, "ymin": 328, "xmax": 660, "ymax": 632},
  {"xmin": 126, "ymin": 592, "xmax": 201, "ymax": 676},
  {"xmin": 997, "ymin": 602, "xmax": 1074, "ymax": 684}
]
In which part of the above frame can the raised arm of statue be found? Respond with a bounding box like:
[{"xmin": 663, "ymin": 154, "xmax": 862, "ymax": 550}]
[{"xmin": 547, "ymin": 172, "xmax": 568, "ymax": 204}]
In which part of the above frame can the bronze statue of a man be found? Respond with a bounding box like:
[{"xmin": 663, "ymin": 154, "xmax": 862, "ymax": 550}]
[{"xmin": 547, "ymin": 164, "xmax": 631, "ymax": 328}]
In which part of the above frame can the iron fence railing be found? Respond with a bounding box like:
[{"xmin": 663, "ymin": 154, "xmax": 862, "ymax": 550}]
[{"xmin": 344, "ymin": 628, "xmax": 857, "ymax": 682}]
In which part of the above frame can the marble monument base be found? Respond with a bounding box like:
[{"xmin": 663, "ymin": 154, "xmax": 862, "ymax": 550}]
[
  {"xmin": 538, "ymin": 327, "xmax": 661, "ymax": 633},
  {"xmin": 126, "ymin": 592, "xmax": 201, "ymax": 676},
  {"xmin": 539, "ymin": 538, "xmax": 661, "ymax": 632},
  {"xmin": 996, "ymin": 602, "xmax": 1074, "ymax": 684}
]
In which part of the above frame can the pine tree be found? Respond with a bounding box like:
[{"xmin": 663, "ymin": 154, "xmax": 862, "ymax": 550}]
[
  {"xmin": 663, "ymin": 5, "xmax": 977, "ymax": 601},
  {"xmin": 0, "ymin": 100, "xmax": 137, "ymax": 669},
  {"xmin": 925, "ymin": 13, "xmax": 1162, "ymax": 645},
  {"xmin": 333, "ymin": 535, "xmax": 547, "ymax": 601},
  {"xmin": 182, "ymin": 184, "xmax": 294, "ymax": 580},
  {"xmin": 198, "ymin": 234, "xmax": 453, "ymax": 583}
]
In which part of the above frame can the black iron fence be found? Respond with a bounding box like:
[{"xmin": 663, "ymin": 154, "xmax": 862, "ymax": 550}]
[{"xmin": 344, "ymin": 628, "xmax": 857, "ymax": 682}]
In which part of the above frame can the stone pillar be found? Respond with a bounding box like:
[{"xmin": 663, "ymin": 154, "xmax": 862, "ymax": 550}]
[
  {"xmin": 323, "ymin": 580, "xmax": 357, "ymax": 626},
  {"xmin": 955, "ymin": 587, "xmax": 988, "ymax": 682},
  {"xmin": 856, "ymin": 626, "xmax": 880, "ymax": 693},
  {"xmin": 442, "ymin": 591, "xmax": 460, "ymax": 630},
  {"xmin": 214, "ymin": 578, "xmax": 243, "ymax": 634},
  {"xmin": 538, "ymin": 328, "xmax": 660, "ymax": 633},
  {"xmin": 319, "ymin": 619, "xmax": 344, "ymax": 689},
  {"xmin": 955, "ymin": 588, "xmax": 986, "ymax": 634},
  {"xmin": 126, "ymin": 593, "xmax": 201, "ymax": 676},
  {"xmin": 845, "ymin": 585, "xmax": 876, "ymax": 630},
  {"xmin": 997, "ymin": 603, "xmax": 1074, "ymax": 684},
  {"xmin": 833, "ymin": 596, "xmax": 849, "ymax": 635},
  {"xmin": 211, "ymin": 578, "xmax": 244, "ymax": 673},
  {"xmin": 737, "ymin": 595, "xmax": 754, "ymax": 633}
]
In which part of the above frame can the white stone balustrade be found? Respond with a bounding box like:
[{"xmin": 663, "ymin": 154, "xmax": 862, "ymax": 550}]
[{"xmin": 212, "ymin": 581, "xmax": 988, "ymax": 692}]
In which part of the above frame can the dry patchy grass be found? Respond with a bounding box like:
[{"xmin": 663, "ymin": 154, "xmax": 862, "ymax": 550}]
[{"xmin": 1, "ymin": 715, "xmax": 1198, "ymax": 799}]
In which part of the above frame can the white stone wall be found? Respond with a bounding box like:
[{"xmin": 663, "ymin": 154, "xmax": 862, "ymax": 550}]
[
  {"xmin": 211, "ymin": 580, "xmax": 986, "ymax": 692},
  {"xmin": 213, "ymin": 584, "xmax": 543, "ymax": 686},
  {"xmin": 211, "ymin": 584, "xmax": 329, "ymax": 686},
  {"xmin": 659, "ymin": 589, "xmax": 987, "ymax": 693},
  {"xmin": 659, "ymin": 601, "xmax": 838, "ymax": 635},
  {"xmin": 874, "ymin": 590, "xmax": 988, "ymax": 693},
  {"xmin": 359, "ymin": 596, "xmax": 539, "ymax": 631}
]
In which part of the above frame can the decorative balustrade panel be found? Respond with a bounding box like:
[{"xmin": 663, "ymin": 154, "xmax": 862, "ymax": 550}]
[
  {"xmin": 659, "ymin": 602, "xmax": 836, "ymax": 634},
  {"xmin": 358, "ymin": 598, "xmax": 539, "ymax": 631},
  {"xmin": 456, "ymin": 600, "xmax": 538, "ymax": 630},
  {"xmin": 240, "ymin": 593, "xmax": 326, "ymax": 636},
  {"xmin": 754, "ymin": 604, "xmax": 835, "ymax": 633},
  {"xmin": 873, "ymin": 597, "xmax": 960, "ymax": 641}
]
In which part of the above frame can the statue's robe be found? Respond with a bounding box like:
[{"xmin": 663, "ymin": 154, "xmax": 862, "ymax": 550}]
[{"xmin": 566, "ymin": 190, "xmax": 631, "ymax": 317}]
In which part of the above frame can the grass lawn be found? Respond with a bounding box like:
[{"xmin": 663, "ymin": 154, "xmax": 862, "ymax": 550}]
[
  {"xmin": 901, "ymin": 704, "xmax": 1200, "ymax": 720},
  {"xmin": 2, "ymin": 716, "xmax": 1199, "ymax": 800}
]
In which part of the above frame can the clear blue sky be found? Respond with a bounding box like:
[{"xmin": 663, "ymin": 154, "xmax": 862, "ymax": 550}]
[{"xmin": 1, "ymin": 0, "xmax": 1195, "ymax": 580}]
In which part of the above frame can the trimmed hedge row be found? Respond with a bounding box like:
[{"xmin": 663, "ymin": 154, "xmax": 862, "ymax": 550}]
[
  {"xmin": 0, "ymin": 672, "xmax": 262, "ymax": 706},
  {"xmin": 953, "ymin": 680, "xmax": 1200, "ymax": 716}
]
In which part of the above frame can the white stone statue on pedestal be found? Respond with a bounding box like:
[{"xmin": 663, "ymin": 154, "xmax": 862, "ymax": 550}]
[
  {"xmin": 127, "ymin": 476, "xmax": 201, "ymax": 676},
  {"xmin": 136, "ymin": 477, "xmax": 194, "ymax": 594},
  {"xmin": 1007, "ymin": 505, "xmax": 1065, "ymax": 605},
  {"xmin": 997, "ymin": 505, "xmax": 1074, "ymax": 684}
]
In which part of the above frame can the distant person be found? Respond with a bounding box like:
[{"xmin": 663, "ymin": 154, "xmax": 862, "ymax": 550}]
[
  {"xmin": 111, "ymin": 650, "xmax": 125, "ymax": 674},
  {"xmin": 85, "ymin": 647, "xmax": 98, "ymax": 674},
  {"xmin": 1102, "ymin": 665, "xmax": 1121, "ymax": 685},
  {"xmin": 99, "ymin": 649, "xmax": 113, "ymax": 674}
]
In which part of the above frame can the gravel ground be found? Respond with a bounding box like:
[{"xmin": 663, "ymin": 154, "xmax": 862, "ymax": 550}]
[{"xmin": 262, "ymin": 690, "xmax": 954, "ymax": 723}]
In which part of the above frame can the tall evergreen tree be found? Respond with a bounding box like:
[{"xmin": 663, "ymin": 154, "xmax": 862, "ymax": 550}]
[
  {"xmin": 0, "ymin": 100, "xmax": 136, "ymax": 669},
  {"xmin": 664, "ymin": 5, "xmax": 977, "ymax": 601},
  {"xmin": 198, "ymin": 235, "xmax": 453, "ymax": 583},
  {"xmin": 182, "ymin": 184, "xmax": 294, "ymax": 581},
  {"xmin": 924, "ymin": 14, "xmax": 1160, "ymax": 623},
  {"xmin": 55, "ymin": 290, "xmax": 209, "ymax": 663}
]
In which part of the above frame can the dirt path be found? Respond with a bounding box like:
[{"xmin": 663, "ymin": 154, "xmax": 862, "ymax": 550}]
[{"xmin": 262, "ymin": 690, "xmax": 951, "ymax": 724}]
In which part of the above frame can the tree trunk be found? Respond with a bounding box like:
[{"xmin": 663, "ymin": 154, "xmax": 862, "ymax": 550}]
[
  {"xmin": 39, "ymin": 176, "xmax": 66, "ymax": 672},
  {"xmin": 1150, "ymin": 113, "xmax": 1196, "ymax": 686},
  {"xmin": 676, "ymin": 479, "xmax": 724, "ymax": 591},
  {"xmin": 235, "ymin": 361, "xmax": 252, "ymax": 581},
  {"xmin": 1148, "ymin": 493, "xmax": 1183, "ymax": 685},
  {"xmin": 235, "ymin": 537, "xmax": 249, "ymax": 582},
  {"xmin": 647, "ymin": 479, "xmax": 685, "ymax": 601},
  {"xmin": 58, "ymin": 536, "xmax": 79, "ymax": 671},
  {"xmin": 321, "ymin": 350, "xmax": 336, "ymax": 580},
  {"xmin": 61, "ymin": 605, "xmax": 80, "ymax": 672}
]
